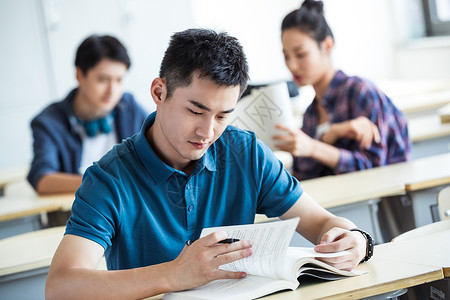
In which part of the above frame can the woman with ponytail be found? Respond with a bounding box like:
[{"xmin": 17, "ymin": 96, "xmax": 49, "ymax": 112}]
[{"xmin": 274, "ymin": 0, "xmax": 411, "ymax": 180}]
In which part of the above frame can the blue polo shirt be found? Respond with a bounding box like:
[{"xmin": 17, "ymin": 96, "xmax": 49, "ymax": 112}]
[{"xmin": 66, "ymin": 112, "xmax": 302, "ymax": 270}]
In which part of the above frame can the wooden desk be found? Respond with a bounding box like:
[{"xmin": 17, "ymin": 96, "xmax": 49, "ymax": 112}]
[
  {"xmin": 374, "ymin": 153, "xmax": 450, "ymax": 227},
  {"xmin": 0, "ymin": 226, "xmax": 64, "ymax": 300},
  {"xmin": 0, "ymin": 226, "xmax": 106, "ymax": 300},
  {"xmin": 408, "ymin": 113, "xmax": 450, "ymax": 143},
  {"xmin": 1, "ymin": 227, "xmax": 444, "ymax": 300},
  {"xmin": 0, "ymin": 226, "xmax": 65, "ymax": 277},
  {"xmin": 301, "ymin": 171, "xmax": 405, "ymax": 209},
  {"xmin": 394, "ymin": 89, "xmax": 450, "ymax": 114},
  {"xmin": 297, "ymin": 152, "xmax": 450, "ymax": 243},
  {"xmin": 0, "ymin": 193, "xmax": 74, "ymax": 239},
  {"xmin": 0, "ymin": 167, "xmax": 28, "ymax": 196},
  {"xmin": 298, "ymin": 152, "xmax": 447, "ymax": 206},
  {"xmin": 342, "ymin": 152, "xmax": 450, "ymax": 193},
  {"xmin": 263, "ymin": 256, "xmax": 443, "ymax": 300},
  {"xmin": 265, "ymin": 224, "xmax": 450, "ymax": 299},
  {"xmin": 376, "ymin": 221, "xmax": 450, "ymax": 277},
  {"xmin": 378, "ymin": 78, "xmax": 450, "ymax": 114},
  {"xmin": 0, "ymin": 197, "xmax": 63, "ymax": 223}
]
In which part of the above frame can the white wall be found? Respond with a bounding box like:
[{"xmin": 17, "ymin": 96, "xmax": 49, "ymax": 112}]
[{"xmin": 1, "ymin": 0, "xmax": 450, "ymax": 170}]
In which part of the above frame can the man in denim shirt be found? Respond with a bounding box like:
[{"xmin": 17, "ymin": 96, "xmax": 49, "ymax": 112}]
[{"xmin": 28, "ymin": 35, "xmax": 147, "ymax": 195}]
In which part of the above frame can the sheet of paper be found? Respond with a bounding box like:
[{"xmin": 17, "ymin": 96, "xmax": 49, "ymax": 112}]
[
  {"xmin": 229, "ymin": 82, "xmax": 295, "ymax": 151},
  {"xmin": 164, "ymin": 274, "xmax": 296, "ymax": 300},
  {"xmin": 200, "ymin": 218, "xmax": 299, "ymax": 279},
  {"xmin": 286, "ymin": 247, "xmax": 351, "ymax": 258}
]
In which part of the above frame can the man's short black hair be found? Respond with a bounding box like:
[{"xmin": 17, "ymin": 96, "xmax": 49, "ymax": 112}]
[
  {"xmin": 159, "ymin": 28, "xmax": 249, "ymax": 99},
  {"xmin": 75, "ymin": 35, "xmax": 131, "ymax": 74}
]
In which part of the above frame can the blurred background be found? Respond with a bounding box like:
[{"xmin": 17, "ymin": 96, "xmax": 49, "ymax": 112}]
[{"xmin": 1, "ymin": 0, "xmax": 450, "ymax": 169}]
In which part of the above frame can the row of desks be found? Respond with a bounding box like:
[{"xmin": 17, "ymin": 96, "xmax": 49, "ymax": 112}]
[
  {"xmin": 302, "ymin": 151, "xmax": 450, "ymax": 209},
  {"xmin": 262, "ymin": 152, "xmax": 450, "ymax": 245},
  {"xmin": 1, "ymin": 221, "xmax": 449, "ymax": 300},
  {"xmin": 0, "ymin": 194, "xmax": 72, "ymax": 223},
  {"xmin": 2, "ymin": 152, "xmax": 450, "ymax": 242}
]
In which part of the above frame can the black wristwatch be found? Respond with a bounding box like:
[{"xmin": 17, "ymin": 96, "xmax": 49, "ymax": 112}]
[{"xmin": 349, "ymin": 228, "xmax": 374, "ymax": 263}]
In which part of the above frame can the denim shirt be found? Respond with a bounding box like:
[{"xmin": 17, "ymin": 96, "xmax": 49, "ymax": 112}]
[{"xmin": 27, "ymin": 88, "xmax": 148, "ymax": 189}]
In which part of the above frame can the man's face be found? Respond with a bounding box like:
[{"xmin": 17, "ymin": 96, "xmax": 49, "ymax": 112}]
[
  {"xmin": 151, "ymin": 75, "xmax": 240, "ymax": 171},
  {"xmin": 77, "ymin": 58, "xmax": 127, "ymax": 116}
]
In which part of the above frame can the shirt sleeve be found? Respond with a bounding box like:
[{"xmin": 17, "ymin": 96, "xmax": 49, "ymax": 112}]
[
  {"xmin": 65, "ymin": 163, "xmax": 122, "ymax": 250},
  {"xmin": 27, "ymin": 116, "xmax": 63, "ymax": 189},
  {"xmin": 334, "ymin": 83, "xmax": 409, "ymax": 173},
  {"xmin": 252, "ymin": 138, "xmax": 303, "ymax": 218}
]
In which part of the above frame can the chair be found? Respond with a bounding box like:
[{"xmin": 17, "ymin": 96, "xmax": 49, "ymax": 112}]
[
  {"xmin": 392, "ymin": 219, "xmax": 450, "ymax": 242},
  {"xmin": 437, "ymin": 186, "xmax": 450, "ymax": 221}
]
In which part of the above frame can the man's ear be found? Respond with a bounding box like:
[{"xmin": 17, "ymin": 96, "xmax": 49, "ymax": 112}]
[
  {"xmin": 150, "ymin": 78, "xmax": 167, "ymax": 107},
  {"xmin": 75, "ymin": 67, "xmax": 84, "ymax": 84}
]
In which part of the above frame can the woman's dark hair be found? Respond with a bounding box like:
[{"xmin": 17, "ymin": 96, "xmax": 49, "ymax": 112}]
[
  {"xmin": 159, "ymin": 28, "xmax": 249, "ymax": 99},
  {"xmin": 281, "ymin": 0, "xmax": 334, "ymax": 44},
  {"xmin": 75, "ymin": 35, "xmax": 131, "ymax": 74}
]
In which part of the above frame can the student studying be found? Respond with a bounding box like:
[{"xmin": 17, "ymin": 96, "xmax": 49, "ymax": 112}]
[
  {"xmin": 164, "ymin": 218, "xmax": 364, "ymax": 300},
  {"xmin": 46, "ymin": 28, "xmax": 372, "ymax": 300},
  {"xmin": 27, "ymin": 35, "xmax": 147, "ymax": 195},
  {"xmin": 273, "ymin": 0, "xmax": 411, "ymax": 180}
]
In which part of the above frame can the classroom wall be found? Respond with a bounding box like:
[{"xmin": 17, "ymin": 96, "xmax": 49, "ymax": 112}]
[{"xmin": 1, "ymin": 0, "xmax": 450, "ymax": 170}]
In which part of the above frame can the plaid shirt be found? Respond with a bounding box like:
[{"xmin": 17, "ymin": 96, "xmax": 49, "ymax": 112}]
[{"xmin": 293, "ymin": 70, "xmax": 411, "ymax": 180}]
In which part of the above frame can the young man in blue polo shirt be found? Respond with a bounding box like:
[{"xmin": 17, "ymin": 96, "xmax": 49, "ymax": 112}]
[
  {"xmin": 46, "ymin": 29, "xmax": 370, "ymax": 299},
  {"xmin": 27, "ymin": 35, "xmax": 147, "ymax": 195}
]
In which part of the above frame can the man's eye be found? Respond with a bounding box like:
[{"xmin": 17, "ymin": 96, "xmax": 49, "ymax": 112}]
[{"xmin": 189, "ymin": 109, "xmax": 201, "ymax": 115}]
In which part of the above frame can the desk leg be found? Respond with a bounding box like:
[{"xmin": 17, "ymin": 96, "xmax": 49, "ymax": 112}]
[
  {"xmin": 409, "ymin": 185, "xmax": 450, "ymax": 227},
  {"xmin": 377, "ymin": 195, "xmax": 416, "ymax": 242},
  {"xmin": 368, "ymin": 199, "xmax": 384, "ymax": 244}
]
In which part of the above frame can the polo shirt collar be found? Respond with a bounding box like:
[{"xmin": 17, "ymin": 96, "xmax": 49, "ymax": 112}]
[
  {"xmin": 134, "ymin": 112, "xmax": 217, "ymax": 183},
  {"xmin": 203, "ymin": 147, "xmax": 216, "ymax": 172}
]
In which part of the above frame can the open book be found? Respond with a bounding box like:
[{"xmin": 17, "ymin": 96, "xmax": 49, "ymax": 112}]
[
  {"xmin": 228, "ymin": 82, "xmax": 296, "ymax": 151},
  {"xmin": 164, "ymin": 218, "xmax": 365, "ymax": 300}
]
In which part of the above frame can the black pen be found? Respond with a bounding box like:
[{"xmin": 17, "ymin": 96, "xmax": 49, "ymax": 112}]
[
  {"xmin": 217, "ymin": 238, "xmax": 240, "ymax": 244},
  {"xmin": 185, "ymin": 238, "xmax": 240, "ymax": 246}
]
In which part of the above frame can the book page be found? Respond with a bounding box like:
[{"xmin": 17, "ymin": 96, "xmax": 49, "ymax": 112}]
[
  {"xmin": 200, "ymin": 218, "xmax": 299, "ymax": 279},
  {"xmin": 164, "ymin": 274, "xmax": 298, "ymax": 300},
  {"xmin": 283, "ymin": 247, "xmax": 366, "ymax": 281},
  {"xmin": 229, "ymin": 82, "xmax": 295, "ymax": 151}
]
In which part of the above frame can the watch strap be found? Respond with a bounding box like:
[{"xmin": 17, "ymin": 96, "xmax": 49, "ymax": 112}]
[{"xmin": 349, "ymin": 228, "xmax": 374, "ymax": 263}]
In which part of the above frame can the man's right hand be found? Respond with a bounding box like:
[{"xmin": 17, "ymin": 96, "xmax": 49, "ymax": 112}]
[{"xmin": 166, "ymin": 231, "xmax": 253, "ymax": 291}]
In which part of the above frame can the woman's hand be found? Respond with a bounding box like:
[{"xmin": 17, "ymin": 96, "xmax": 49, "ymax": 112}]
[
  {"xmin": 321, "ymin": 116, "xmax": 380, "ymax": 149},
  {"xmin": 273, "ymin": 124, "xmax": 316, "ymax": 157}
]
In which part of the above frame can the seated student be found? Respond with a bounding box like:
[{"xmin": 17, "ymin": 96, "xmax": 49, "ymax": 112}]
[
  {"xmin": 27, "ymin": 35, "xmax": 147, "ymax": 195},
  {"xmin": 46, "ymin": 28, "xmax": 371, "ymax": 299},
  {"xmin": 273, "ymin": 0, "xmax": 411, "ymax": 180}
]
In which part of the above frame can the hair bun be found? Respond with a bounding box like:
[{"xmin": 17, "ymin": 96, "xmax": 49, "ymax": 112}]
[{"xmin": 300, "ymin": 0, "xmax": 324, "ymax": 14}]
